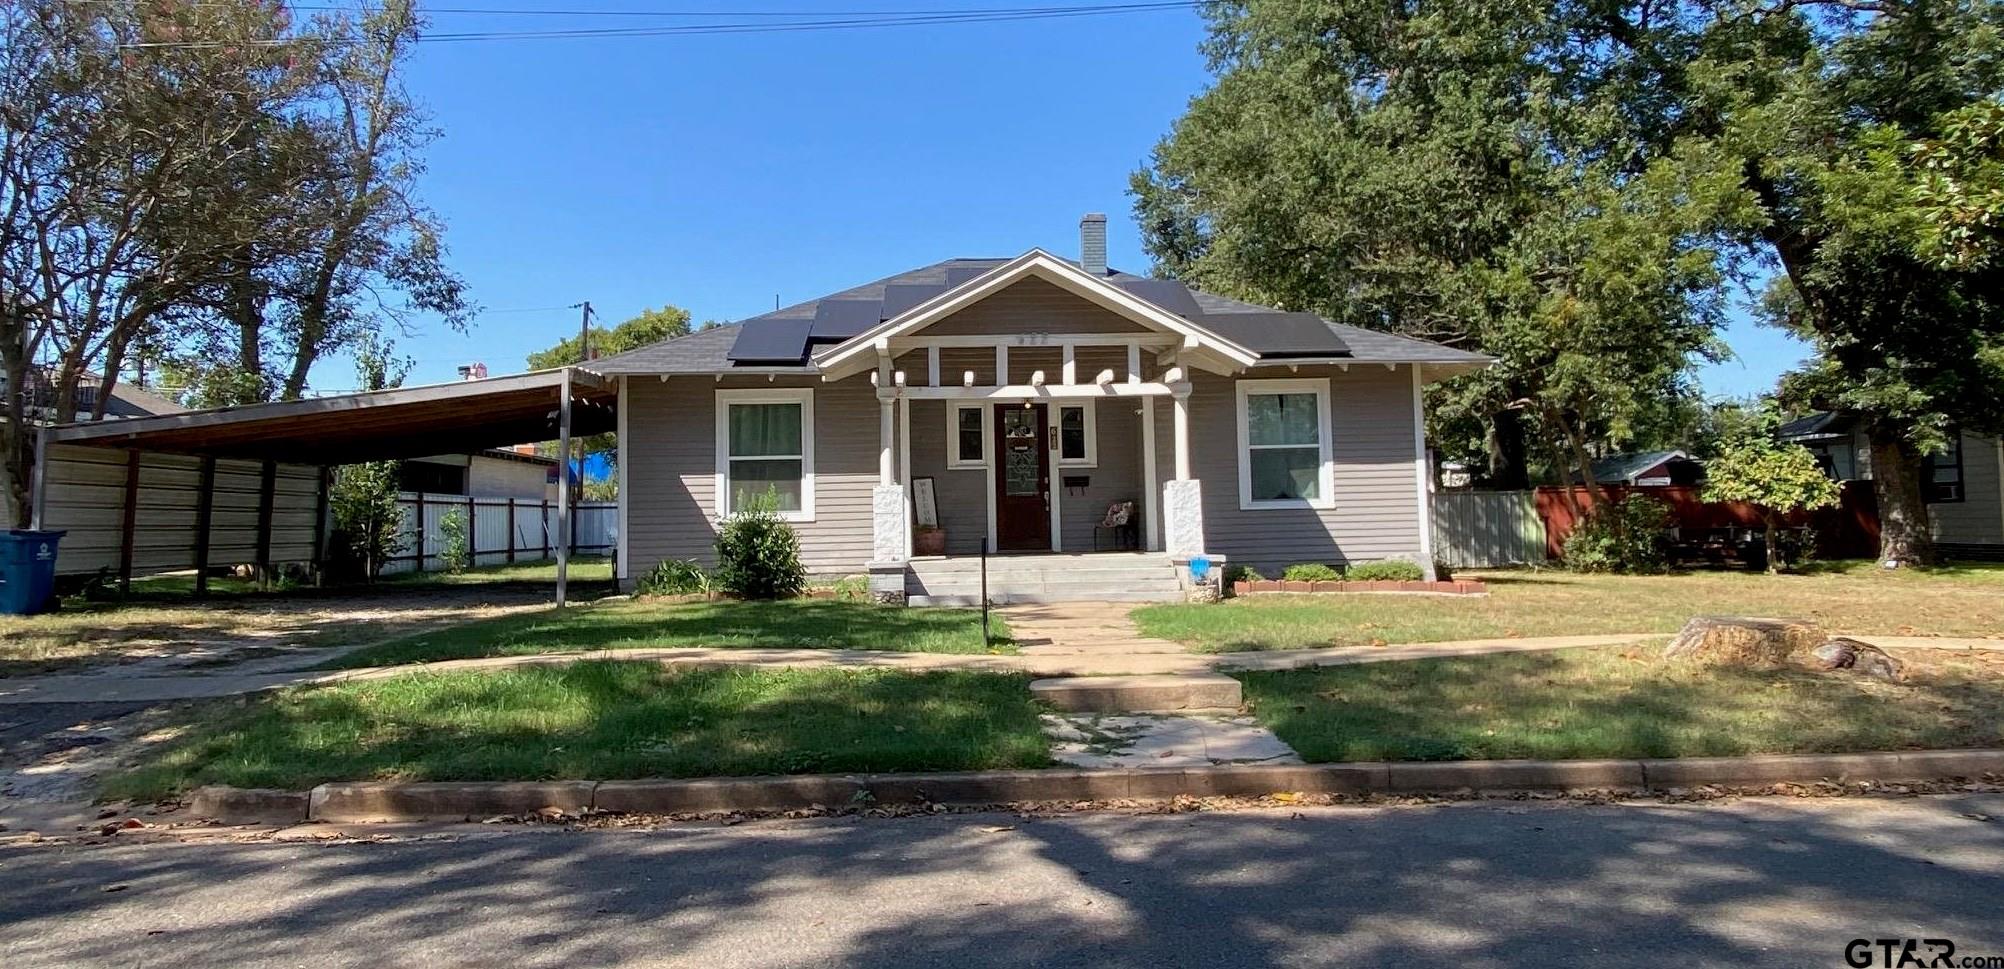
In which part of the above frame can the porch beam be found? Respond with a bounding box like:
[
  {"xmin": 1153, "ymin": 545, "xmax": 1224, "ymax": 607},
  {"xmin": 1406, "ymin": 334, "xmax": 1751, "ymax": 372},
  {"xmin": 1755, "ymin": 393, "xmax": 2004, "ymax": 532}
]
[
  {"xmin": 897, "ymin": 382, "xmax": 1182, "ymax": 400},
  {"xmin": 889, "ymin": 333, "xmax": 1178, "ymax": 351}
]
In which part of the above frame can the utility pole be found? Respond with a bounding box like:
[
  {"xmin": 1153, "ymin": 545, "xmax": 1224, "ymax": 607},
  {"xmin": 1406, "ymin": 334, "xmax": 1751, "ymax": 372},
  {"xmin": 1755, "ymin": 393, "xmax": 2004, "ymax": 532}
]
[{"xmin": 574, "ymin": 301, "xmax": 595, "ymax": 362}]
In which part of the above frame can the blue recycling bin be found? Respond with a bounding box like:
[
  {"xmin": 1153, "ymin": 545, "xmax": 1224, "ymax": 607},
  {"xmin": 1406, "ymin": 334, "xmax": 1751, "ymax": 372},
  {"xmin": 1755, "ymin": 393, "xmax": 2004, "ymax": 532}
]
[{"xmin": 0, "ymin": 529, "xmax": 65, "ymax": 615}]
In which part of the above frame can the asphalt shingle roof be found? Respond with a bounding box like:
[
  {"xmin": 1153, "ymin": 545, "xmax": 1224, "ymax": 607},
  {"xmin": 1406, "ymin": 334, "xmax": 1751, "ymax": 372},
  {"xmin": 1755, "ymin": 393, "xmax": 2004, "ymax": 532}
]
[{"xmin": 587, "ymin": 257, "xmax": 1490, "ymax": 376}]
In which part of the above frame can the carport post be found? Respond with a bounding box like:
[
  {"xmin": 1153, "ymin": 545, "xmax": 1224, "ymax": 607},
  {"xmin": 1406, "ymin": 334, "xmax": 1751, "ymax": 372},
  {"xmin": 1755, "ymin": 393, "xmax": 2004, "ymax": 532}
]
[
  {"xmin": 254, "ymin": 459, "xmax": 277, "ymax": 590},
  {"xmin": 311, "ymin": 466, "xmax": 331, "ymax": 587},
  {"xmin": 555, "ymin": 368, "xmax": 572, "ymax": 608},
  {"xmin": 117, "ymin": 449, "xmax": 141, "ymax": 595},
  {"xmin": 193, "ymin": 456, "xmax": 216, "ymax": 597}
]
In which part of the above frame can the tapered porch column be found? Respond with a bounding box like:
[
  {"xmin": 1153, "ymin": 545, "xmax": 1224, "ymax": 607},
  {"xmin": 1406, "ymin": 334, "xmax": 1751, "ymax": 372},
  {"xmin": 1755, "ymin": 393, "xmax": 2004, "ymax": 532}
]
[
  {"xmin": 1161, "ymin": 370, "xmax": 1205, "ymax": 561},
  {"xmin": 868, "ymin": 359, "xmax": 909, "ymax": 604}
]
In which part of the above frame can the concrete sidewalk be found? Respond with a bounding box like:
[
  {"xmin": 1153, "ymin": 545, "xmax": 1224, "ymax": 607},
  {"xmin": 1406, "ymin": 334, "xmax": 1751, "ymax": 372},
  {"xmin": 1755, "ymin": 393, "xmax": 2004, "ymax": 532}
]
[{"xmin": 0, "ymin": 633, "xmax": 1664, "ymax": 704}]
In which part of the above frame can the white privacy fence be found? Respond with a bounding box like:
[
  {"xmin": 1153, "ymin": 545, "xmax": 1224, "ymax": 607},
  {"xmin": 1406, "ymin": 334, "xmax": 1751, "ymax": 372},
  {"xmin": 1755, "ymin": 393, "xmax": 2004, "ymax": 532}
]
[
  {"xmin": 1432, "ymin": 490, "xmax": 1547, "ymax": 569},
  {"xmin": 382, "ymin": 492, "xmax": 616, "ymax": 574}
]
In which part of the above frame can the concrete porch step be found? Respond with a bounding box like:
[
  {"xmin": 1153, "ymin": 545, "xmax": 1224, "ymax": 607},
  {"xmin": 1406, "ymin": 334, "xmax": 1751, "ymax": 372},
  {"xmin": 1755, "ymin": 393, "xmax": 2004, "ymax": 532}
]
[
  {"xmin": 908, "ymin": 553, "xmax": 1169, "ymax": 574},
  {"xmin": 1028, "ymin": 673, "xmax": 1243, "ymax": 713},
  {"xmin": 907, "ymin": 567, "xmax": 1180, "ymax": 585}
]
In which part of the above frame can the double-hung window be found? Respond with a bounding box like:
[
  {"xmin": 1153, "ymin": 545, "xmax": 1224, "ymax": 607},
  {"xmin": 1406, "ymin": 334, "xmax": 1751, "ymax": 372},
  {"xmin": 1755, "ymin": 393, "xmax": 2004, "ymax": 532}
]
[
  {"xmin": 947, "ymin": 402, "xmax": 988, "ymax": 469},
  {"xmin": 1235, "ymin": 378, "xmax": 1334, "ymax": 509},
  {"xmin": 715, "ymin": 388, "xmax": 814, "ymax": 520},
  {"xmin": 1055, "ymin": 401, "xmax": 1096, "ymax": 466},
  {"xmin": 1923, "ymin": 432, "xmax": 1964, "ymax": 504}
]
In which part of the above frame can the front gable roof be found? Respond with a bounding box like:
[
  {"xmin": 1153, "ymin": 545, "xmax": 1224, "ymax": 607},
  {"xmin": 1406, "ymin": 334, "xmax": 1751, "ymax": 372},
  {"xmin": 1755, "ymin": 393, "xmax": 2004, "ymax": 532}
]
[
  {"xmin": 811, "ymin": 249, "xmax": 1260, "ymax": 380},
  {"xmin": 588, "ymin": 252, "xmax": 1492, "ymax": 380}
]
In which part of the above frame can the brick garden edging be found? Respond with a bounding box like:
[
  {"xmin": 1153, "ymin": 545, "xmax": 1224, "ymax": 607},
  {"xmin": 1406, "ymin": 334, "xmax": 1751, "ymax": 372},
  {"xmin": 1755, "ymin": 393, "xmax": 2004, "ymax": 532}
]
[
  {"xmin": 185, "ymin": 748, "xmax": 2004, "ymax": 825},
  {"xmin": 1232, "ymin": 579, "xmax": 1488, "ymax": 596}
]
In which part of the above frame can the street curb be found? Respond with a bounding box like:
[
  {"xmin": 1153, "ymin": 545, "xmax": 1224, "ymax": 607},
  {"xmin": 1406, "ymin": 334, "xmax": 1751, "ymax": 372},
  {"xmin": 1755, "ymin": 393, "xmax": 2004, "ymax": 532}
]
[{"xmin": 184, "ymin": 748, "xmax": 2004, "ymax": 825}]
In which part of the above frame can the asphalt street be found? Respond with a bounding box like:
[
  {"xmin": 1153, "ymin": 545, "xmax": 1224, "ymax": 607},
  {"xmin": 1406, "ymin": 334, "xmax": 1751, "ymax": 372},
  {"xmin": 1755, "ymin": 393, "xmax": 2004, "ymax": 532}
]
[{"xmin": 2, "ymin": 794, "xmax": 2000, "ymax": 968}]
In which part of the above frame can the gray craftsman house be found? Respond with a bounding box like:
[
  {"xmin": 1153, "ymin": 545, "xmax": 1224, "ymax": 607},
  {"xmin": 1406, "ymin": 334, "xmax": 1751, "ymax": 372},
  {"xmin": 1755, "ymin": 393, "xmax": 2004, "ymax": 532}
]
[{"xmin": 590, "ymin": 215, "xmax": 1491, "ymax": 603}]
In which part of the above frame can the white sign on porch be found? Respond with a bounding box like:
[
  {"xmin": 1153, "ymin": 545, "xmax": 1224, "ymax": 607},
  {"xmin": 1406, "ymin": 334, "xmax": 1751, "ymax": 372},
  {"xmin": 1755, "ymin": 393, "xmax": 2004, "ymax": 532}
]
[{"xmin": 912, "ymin": 476, "xmax": 939, "ymax": 529}]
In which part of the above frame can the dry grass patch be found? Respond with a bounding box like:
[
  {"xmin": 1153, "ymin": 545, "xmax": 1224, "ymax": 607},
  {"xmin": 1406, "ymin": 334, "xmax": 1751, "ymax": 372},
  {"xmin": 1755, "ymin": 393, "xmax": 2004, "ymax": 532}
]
[
  {"xmin": 1136, "ymin": 562, "xmax": 2004, "ymax": 652},
  {"xmin": 1235, "ymin": 643, "xmax": 2004, "ymax": 763}
]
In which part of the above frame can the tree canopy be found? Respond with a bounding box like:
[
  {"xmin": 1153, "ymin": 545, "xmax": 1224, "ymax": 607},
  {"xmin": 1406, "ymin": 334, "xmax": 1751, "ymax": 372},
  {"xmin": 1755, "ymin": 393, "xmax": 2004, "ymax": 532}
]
[
  {"xmin": 526, "ymin": 305, "xmax": 692, "ymax": 371},
  {"xmin": 1134, "ymin": 0, "xmax": 2004, "ymax": 561}
]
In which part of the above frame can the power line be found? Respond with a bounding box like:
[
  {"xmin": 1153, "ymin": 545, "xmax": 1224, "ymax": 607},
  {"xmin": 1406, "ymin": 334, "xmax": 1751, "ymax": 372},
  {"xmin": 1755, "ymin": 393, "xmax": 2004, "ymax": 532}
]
[{"xmin": 113, "ymin": 1, "xmax": 1205, "ymax": 48}]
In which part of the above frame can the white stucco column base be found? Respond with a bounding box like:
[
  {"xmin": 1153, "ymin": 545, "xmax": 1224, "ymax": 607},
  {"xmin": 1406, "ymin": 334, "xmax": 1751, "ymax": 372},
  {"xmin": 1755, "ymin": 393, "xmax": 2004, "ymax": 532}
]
[
  {"xmin": 1162, "ymin": 479, "xmax": 1205, "ymax": 558},
  {"xmin": 872, "ymin": 484, "xmax": 908, "ymax": 565}
]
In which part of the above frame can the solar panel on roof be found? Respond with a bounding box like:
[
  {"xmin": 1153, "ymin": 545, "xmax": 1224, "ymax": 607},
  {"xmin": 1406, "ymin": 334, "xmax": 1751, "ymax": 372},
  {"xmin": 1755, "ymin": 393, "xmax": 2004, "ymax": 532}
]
[
  {"xmin": 880, "ymin": 283, "xmax": 948, "ymax": 319},
  {"xmin": 726, "ymin": 318, "xmax": 813, "ymax": 364},
  {"xmin": 944, "ymin": 265, "xmax": 990, "ymax": 287},
  {"xmin": 1198, "ymin": 312, "xmax": 1351, "ymax": 358},
  {"xmin": 1114, "ymin": 278, "xmax": 1204, "ymax": 319},
  {"xmin": 809, "ymin": 299, "xmax": 883, "ymax": 340}
]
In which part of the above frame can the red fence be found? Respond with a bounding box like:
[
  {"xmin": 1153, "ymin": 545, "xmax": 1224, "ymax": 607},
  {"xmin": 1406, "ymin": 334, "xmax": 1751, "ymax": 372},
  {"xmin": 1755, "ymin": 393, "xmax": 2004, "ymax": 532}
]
[{"xmin": 1533, "ymin": 482, "xmax": 1880, "ymax": 561}]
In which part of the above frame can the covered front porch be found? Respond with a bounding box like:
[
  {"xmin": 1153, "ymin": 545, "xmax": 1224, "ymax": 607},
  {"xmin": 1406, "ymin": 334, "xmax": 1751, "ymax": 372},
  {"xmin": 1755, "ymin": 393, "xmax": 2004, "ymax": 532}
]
[{"xmin": 855, "ymin": 337, "xmax": 1217, "ymax": 604}]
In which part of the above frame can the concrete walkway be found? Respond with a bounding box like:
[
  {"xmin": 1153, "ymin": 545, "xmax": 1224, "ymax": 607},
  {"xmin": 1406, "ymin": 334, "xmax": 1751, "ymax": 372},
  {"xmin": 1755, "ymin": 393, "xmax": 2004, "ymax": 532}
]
[
  {"xmin": 0, "ymin": 632, "xmax": 1663, "ymax": 704},
  {"xmin": 3, "ymin": 599, "xmax": 1992, "ymax": 706}
]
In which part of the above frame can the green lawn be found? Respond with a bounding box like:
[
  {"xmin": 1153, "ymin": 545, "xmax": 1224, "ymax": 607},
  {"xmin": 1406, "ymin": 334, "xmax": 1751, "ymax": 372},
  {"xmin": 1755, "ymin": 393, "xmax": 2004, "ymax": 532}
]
[
  {"xmin": 0, "ymin": 558, "xmax": 617, "ymax": 678},
  {"xmin": 1236, "ymin": 645, "xmax": 2004, "ymax": 763},
  {"xmin": 321, "ymin": 598, "xmax": 1012, "ymax": 669},
  {"xmin": 104, "ymin": 662, "xmax": 1051, "ymax": 799},
  {"xmin": 1136, "ymin": 562, "xmax": 2004, "ymax": 652}
]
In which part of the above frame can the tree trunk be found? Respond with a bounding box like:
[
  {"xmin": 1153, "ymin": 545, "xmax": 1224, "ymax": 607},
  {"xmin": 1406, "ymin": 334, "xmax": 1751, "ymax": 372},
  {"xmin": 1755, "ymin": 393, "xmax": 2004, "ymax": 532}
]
[
  {"xmin": 1486, "ymin": 407, "xmax": 1531, "ymax": 490},
  {"xmin": 1867, "ymin": 429, "xmax": 1935, "ymax": 566},
  {"xmin": 1763, "ymin": 510, "xmax": 1781, "ymax": 575}
]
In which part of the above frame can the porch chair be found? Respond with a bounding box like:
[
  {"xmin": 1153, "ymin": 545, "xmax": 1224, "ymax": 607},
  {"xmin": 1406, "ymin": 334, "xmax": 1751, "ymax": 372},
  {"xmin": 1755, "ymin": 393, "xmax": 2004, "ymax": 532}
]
[{"xmin": 1094, "ymin": 500, "xmax": 1138, "ymax": 551}]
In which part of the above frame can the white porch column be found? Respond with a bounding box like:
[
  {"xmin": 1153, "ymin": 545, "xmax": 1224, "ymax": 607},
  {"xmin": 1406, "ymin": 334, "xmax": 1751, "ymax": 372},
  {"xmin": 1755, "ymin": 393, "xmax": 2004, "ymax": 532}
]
[
  {"xmin": 1162, "ymin": 384, "xmax": 1205, "ymax": 559},
  {"xmin": 870, "ymin": 395, "xmax": 910, "ymax": 597},
  {"xmin": 1172, "ymin": 391, "xmax": 1192, "ymax": 481},
  {"xmin": 879, "ymin": 398, "xmax": 895, "ymax": 486}
]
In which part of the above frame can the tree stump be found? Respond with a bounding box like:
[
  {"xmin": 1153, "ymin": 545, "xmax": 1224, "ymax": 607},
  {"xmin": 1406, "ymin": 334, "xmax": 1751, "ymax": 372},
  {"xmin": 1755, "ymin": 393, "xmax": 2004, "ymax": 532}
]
[
  {"xmin": 1809, "ymin": 637, "xmax": 1904, "ymax": 681},
  {"xmin": 1662, "ymin": 616, "xmax": 1824, "ymax": 668}
]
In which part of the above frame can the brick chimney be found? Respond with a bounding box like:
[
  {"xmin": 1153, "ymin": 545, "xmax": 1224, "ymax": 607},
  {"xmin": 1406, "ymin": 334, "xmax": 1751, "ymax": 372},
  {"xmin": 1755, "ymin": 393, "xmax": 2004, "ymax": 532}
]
[{"xmin": 1079, "ymin": 212, "xmax": 1108, "ymax": 277}]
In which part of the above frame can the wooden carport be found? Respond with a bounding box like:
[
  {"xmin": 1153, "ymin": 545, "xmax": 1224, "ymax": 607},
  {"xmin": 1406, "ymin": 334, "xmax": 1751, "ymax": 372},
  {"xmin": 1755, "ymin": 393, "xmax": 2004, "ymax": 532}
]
[{"xmin": 31, "ymin": 367, "xmax": 615, "ymax": 605}]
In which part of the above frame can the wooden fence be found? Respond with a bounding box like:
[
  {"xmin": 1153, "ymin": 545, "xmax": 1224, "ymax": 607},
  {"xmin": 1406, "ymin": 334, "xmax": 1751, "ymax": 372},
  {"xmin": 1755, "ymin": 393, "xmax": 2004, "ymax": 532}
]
[
  {"xmin": 381, "ymin": 491, "xmax": 616, "ymax": 575},
  {"xmin": 1432, "ymin": 490, "xmax": 1547, "ymax": 568},
  {"xmin": 1534, "ymin": 482, "xmax": 1880, "ymax": 561}
]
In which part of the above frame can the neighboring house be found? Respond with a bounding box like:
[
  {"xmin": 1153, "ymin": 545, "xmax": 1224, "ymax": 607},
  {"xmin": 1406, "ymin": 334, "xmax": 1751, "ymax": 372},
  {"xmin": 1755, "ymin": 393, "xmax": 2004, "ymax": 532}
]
[
  {"xmin": 1591, "ymin": 449, "xmax": 1703, "ymax": 487},
  {"xmin": 398, "ymin": 448, "xmax": 559, "ymax": 500},
  {"xmin": 1, "ymin": 368, "xmax": 187, "ymax": 422},
  {"xmin": 588, "ymin": 214, "xmax": 1491, "ymax": 603},
  {"xmin": 1780, "ymin": 411, "xmax": 2004, "ymax": 559}
]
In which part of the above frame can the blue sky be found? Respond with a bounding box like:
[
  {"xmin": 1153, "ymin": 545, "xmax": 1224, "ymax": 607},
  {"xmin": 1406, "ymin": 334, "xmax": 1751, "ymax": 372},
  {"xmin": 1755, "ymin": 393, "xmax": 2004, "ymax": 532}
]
[{"xmin": 321, "ymin": 3, "xmax": 1808, "ymax": 400}]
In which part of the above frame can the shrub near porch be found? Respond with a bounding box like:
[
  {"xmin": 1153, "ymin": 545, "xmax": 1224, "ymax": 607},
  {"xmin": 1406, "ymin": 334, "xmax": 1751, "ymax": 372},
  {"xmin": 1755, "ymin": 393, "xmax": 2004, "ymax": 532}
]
[
  {"xmin": 1133, "ymin": 564, "xmax": 2004, "ymax": 652},
  {"xmin": 322, "ymin": 598, "xmax": 1009, "ymax": 669}
]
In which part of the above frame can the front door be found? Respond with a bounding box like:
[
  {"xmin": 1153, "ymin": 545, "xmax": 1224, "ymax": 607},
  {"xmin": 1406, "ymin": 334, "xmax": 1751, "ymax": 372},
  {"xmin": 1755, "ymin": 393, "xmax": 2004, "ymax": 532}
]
[{"xmin": 994, "ymin": 403, "xmax": 1051, "ymax": 551}]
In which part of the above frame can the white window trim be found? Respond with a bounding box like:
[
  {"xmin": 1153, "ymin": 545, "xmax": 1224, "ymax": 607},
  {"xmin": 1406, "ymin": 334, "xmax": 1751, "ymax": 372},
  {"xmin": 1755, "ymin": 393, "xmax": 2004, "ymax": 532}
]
[
  {"xmin": 1052, "ymin": 400, "xmax": 1098, "ymax": 467},
  {"xmin": 1235, "ymin": 377, "xmax": 1335, "ymax": 510},
  {"xmin": 946, "ymin": 401, "xmax": 990, "ymax": 469},
  {"xmin": 714, "ymin": 387, "xmax": 815, "ymax": 522}
]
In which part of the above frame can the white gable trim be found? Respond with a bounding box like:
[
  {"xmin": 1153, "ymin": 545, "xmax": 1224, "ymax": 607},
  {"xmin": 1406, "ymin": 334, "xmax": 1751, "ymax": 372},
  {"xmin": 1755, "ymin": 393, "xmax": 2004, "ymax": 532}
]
[{"xmin": 812, "ymin": 249, "xmax": 1258, "ymax": 381}]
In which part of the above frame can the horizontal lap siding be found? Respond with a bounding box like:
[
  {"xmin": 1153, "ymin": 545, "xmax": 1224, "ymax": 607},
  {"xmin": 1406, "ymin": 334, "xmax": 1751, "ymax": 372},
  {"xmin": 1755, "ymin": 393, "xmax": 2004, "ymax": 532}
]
[
  {"xmin": 908, "ymin": 399, "xmax": 991, "ymax": 554},
  {"xmin": 922, "ymin": 278, "xmax": 1152, "ymax": 336},
  {"xmin": 1155, "ymin": 365, "xmax": 1423, "ymax": 572},
  {"xmin": 1933, "ymin": 432, "xmax": 2004, "ymax": 546},
  {"xmin": 1061, "ymin": 399, "xmax": 1145, "ymax": 550},
  {"xmin": 625, "ymin": 375, "xmax": 878, "ymax": 576}
]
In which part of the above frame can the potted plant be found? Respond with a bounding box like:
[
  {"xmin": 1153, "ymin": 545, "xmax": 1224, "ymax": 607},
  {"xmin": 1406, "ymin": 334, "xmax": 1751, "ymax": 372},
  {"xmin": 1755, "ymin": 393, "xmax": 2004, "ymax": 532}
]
[{"xmin": 913, "ymin": 524, "xmax": 946, "ymax": 557}]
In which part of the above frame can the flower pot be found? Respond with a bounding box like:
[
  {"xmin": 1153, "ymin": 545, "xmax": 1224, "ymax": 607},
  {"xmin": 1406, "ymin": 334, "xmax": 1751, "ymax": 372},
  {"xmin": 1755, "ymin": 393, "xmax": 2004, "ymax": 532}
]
[{"xmin": 913, "ymin": 528, "xmax": 946, "ymax": 557}]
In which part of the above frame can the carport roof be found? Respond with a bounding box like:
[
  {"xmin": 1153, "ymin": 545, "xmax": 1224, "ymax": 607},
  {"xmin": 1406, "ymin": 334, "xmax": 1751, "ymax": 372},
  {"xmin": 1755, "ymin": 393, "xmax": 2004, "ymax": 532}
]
[{"xmin": 42, "ymin": 368, "xmax": 616, "ymax": 465}]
